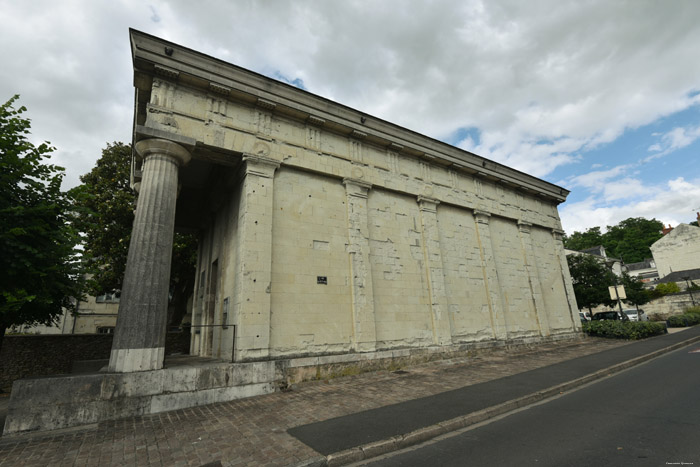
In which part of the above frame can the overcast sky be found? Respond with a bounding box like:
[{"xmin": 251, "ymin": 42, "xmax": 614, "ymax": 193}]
[{"xmin": 2, "ymin": 0, "xmax": 699, "ymax": 234}]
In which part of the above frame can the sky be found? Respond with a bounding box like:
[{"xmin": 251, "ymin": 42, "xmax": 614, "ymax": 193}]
[{"xmin": 2, "ymin": 0, "xmax": 699, "ymax": 234}]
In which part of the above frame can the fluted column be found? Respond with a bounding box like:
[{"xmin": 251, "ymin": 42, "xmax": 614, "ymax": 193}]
[{"xmin": 108, "ymin": 138, "xmax": 191, "ymax": 372}]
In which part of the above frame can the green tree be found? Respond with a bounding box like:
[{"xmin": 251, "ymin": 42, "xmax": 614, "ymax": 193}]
[
  {"xmin": 70, "ymin": 142, "xmax": 134, "ymax": 294},
  {"xmin": 0, "ymin": 95, "xmax": 83, "ymax": 353},
  {"xmin": 603, "ymin": 217, "xmax": 663, "ymax": 263},
  {"xmin": 563, "ymin": 226, "xmax": 603, "ymax": 251},
  {"xmin": 564, "ymin": 218, "xmax": 664, "ymax": 264},
  {"xmin": 620, "ymin": 273, "xmax": 651, "ymax": 309},
  {"xmin": 567, "ymin": 254, "xmax": 616, "ymax": 313},
  {"xmin": 654, "ymin": 282, "xmax": 681, "ymax": 296},
  {"xmin": 71, "ymin": 142, "xmax": 197, "ymax": 326}
]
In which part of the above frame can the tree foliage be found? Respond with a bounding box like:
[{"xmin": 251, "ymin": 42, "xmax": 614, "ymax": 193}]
[
  {"xmin": 620, "ymin": 273, "xmax": 651, "ymax": 308},
  {"xmin": 566, "ymin": 254, "xmax": 616, "ymax": 312},
  {"xmin": 70, "ymin": 142, "xmax": 135, "ymax": 294},
  {"xmin": 0, "ymin": 95, "xmax": 82, "ymax": 345},
  {"xmin": 564, "ymin": 217, "xmax": 664, "ymax": 263},
  {"xmin": 563, "ymin": 226, "xmax": 603, "ymax": 252},
  {"xmin": 71, "ymin": 142, "xmax": 197, "ymax": 326},
  {"xmin": 654, "ymin": 282, "xmax": 681, "ymax": 296}
]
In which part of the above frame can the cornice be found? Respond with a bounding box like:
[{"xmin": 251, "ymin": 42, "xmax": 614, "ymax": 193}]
[{"xmin": 130, "ymin": 29, "xmax": 570, "ymax": 204}]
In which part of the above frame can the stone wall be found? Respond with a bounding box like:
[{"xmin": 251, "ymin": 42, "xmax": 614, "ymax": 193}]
[
  {"xmin": 0, "ymin": 332, "xmax": 190, "ymax": 390},
  {"xmin": 642, "ymin": 292, "xmax": 698, "ymax": 318}
]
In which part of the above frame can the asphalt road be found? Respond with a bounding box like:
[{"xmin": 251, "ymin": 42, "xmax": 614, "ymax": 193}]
[{"xmin": 365, "ymin": 343, "xmax": 700, "ymax": 467}]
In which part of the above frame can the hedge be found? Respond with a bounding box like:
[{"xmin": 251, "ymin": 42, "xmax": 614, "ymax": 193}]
[
  {"xmin": 582, "ymin": 321, "xmax": 668, "ymax": 340},
  {"xmin": 667, "ymin": 312, "xmax": 700, "ymax": 327}
]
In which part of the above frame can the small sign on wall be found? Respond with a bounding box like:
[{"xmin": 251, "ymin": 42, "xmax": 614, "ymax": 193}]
[{"xmin": 317, "ymin": 276, "xmax": 327, "ymax": 285}]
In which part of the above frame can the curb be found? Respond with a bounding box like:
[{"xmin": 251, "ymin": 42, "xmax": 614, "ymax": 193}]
[{"xmin": 314, "ymin": 333, "xmax": 700, "ymax": 466}]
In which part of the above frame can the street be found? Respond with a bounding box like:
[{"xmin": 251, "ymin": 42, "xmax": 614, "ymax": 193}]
[{"xmin": 365, "ymin": 344, "xmax": 700, "ymax": 466}]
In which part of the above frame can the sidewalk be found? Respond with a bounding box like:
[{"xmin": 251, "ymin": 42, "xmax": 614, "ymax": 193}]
[{"xmin": 1, "ymin": 327, "xmax": 699, "ymax": 467}]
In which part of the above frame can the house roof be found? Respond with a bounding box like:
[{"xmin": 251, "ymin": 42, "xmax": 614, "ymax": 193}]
[
  {"xmin": 657, "ymin": 268, "xmax": 700, "ymax": 283},
  {"xmin": 626, "ymin": 258, "xmax": 655, "ymax": 271},
  {"xmin": 580, "ymin": 245, "xmax": 606, "ymax": 257}
]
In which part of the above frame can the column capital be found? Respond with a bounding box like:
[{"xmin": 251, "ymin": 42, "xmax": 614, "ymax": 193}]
[
  {"xmin": 417, "ymin": 196, "xmax": 440, "ymax": 213},
  {"xmin": 343, "ymin": 178, "xmax": 372, "ymax": 198},
  {"xmin": 518, "ymin": 220, "xmax": 532, "ymax": 233},
  {"xmin": 242, "ymin": 154, "xmax": 281, "ymax": 178},
  {"xmin": 135, "ymin": 138, "xmax": 191, "ymax": 166},
  {"xmin": 473, "ymin": 210, "xmax": 491, "ymax": 224}
]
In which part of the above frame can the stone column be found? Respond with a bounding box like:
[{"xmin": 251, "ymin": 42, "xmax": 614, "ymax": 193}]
[
  {"xmin": 552, "ymin": 228, "xmax": 580, "ymax": 330},
  {"xmin": 417, "ymin": 196, "xmax": 452, "ymax": 345},
  {"xmin": 518, "ymin": 221, "xmax": 550, "ymax": 336},
  {"xmin": 109, "ymin": 138, "xmax": 191, "ymax": 372},
  {"xmin": 473, "ymin": 210, "xmax": 508, "ymax": 340},
  {"xmin": 233, "ymin": 154, "xmax": 280, "ymax": 360},
  {"xmin": 343, "ymin": 178, "xmax": 377, "ymax": 352}
]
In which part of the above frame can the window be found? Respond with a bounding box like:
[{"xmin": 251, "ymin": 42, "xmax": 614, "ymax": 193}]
[{"xmin": 97, "ymin": 326, "xmax": 115, "ymax": 334}]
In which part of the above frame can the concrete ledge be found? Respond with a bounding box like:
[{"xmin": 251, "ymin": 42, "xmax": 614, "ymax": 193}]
[
  {"xmin": 3, "ymin": 359, "xmax": 276, "ymax": 436},
  {"xmin": 281, "ymin": 332, "xmax": 583, "ymax": 384}
]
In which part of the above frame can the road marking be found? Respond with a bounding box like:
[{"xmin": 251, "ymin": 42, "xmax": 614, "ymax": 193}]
[{"xmin": 688, "ymin": 348, "xmax": 700, "ymax": 353}]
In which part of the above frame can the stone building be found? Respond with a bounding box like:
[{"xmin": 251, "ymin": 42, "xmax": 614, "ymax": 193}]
[
  {"xmin": 3, "ymin": 30, "xmax": 583, "ymax": 435},
  {"xmin": 110, "ymin": 29, "xmax": 580, "ymax": 373}
]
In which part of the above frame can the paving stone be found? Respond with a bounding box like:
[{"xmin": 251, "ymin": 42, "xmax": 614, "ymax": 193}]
[{"xmin": 0, "ymin": 338, "xmax": 627, "ymax": 466}]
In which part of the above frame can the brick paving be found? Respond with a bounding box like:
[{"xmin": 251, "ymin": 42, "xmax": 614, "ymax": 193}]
[{"xmin": 0, "ymin": 338, "xmax": 630, "ymax": 466}]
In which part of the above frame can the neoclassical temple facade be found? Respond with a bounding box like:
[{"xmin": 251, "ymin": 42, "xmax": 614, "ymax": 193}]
[{"xmin": 110, "ymin": 30, "xmax": 580, "ymax": 373}]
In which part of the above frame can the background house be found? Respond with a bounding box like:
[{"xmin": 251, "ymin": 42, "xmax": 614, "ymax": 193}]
[
  {"xmin": 9, "ymin": 293, "xmax": 119, "ymax": 335},
  {"xmin": 650, "ymin": 223, "xmax": 700, "ymax": 280}
]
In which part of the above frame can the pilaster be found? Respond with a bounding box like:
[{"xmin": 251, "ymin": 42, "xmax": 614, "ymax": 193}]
[
  {"xmin": 109, "ymin": 138, "xmax": 191, "ymax": 372},
  {"xmin": 417, "ymin": 196, "xmax": 452, "ymax": 345},
  {"xmin": 518, "ymin": 221, "xmax": 550, "ymax": 336},
  {"xmin": 343, "ymin": 178, "xmax": 377, "ymax": 352},
  {"xmin": 552, "ymin": 228, "xmax": 580, "ymax": 330},
  {"xmin": 233, "ymin": 154, "xmax": 280, "ymax": 360},
  {"xmin": 473, "ymin": 210, "xmax": 508, "ymax": 340}
]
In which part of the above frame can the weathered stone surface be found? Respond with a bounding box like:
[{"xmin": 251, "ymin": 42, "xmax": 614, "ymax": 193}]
[
  {"xmin": 3, "ymin": 360, "xmax": 275, "ymax": 435},
  {"xmin": 123, "ymin": 30, "xmax": 581, "ymax": 362}
]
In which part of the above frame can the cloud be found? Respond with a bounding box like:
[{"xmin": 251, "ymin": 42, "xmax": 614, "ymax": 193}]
[
  {"xmin": 560, "ymin": 177, "xmax": 700, "ymax": 233},
  {"xmin": 1, "ymin": 0, "xmax": 699, "ymax": 207},
  {"xmin": 645, "ymin": 123, "xmax": 700, "ymax": 161}
]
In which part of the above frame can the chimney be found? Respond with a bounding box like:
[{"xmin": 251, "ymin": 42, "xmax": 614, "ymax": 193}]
[{"xmin": 662, "ymin": 224, "xmax": 673, "ymax": 235}]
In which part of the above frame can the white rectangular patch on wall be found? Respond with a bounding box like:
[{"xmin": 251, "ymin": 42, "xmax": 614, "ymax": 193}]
[{"xmin": 313, "ymin": 240, "xmax": 330, "ymax": 251}]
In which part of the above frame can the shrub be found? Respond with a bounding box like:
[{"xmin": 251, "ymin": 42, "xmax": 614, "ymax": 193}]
[
  {"xmin": 685, "ymin": 306, "xmax": 700, "ymax": 315},
  {"xmin": 655, "ymin": 282, "xmax": 681, "ymax": 295},
  {"xmin": 666, "ymin": 312, "xmax": 700, "ymax": 327},
  {"xmin": 582, "ymin": 321, "xmax": 667, "ymax": 339}
]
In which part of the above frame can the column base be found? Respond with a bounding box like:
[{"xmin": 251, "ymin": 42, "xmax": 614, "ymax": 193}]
[{"xmin": 108, "ymin": 347, "xmax": 165, "ymax": 373}]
